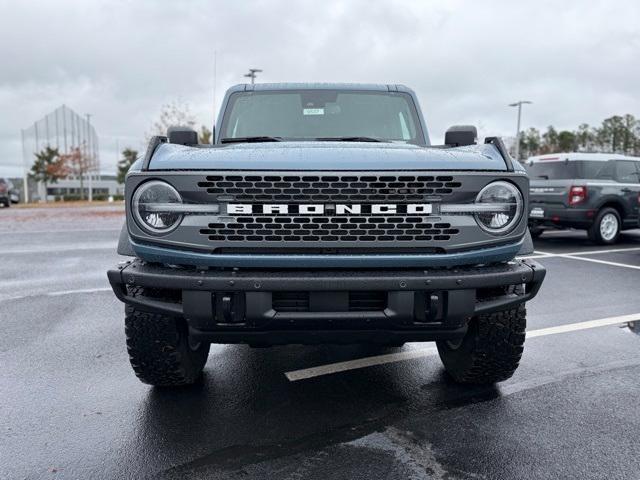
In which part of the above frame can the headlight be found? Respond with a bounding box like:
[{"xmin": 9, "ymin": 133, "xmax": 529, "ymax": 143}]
[
  {"xmin": 474, "ymin": 181, "xmax": 523, "ymax": 235},
  {"xmin": 132, "ymin": 180, "xmax": 183, "ymax": 234}
]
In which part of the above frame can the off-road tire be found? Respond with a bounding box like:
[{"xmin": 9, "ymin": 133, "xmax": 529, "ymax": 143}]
[
  {"xmin": 124, "ymin": 287, "xmax": 210, "ymax": 387},
  {"xmin": 588, "ymin": 207, "xmax": 621, "ymax": 245},
  {"xmin": 436, "ymin": 302, "xmax": 526, "ymax": 384}
]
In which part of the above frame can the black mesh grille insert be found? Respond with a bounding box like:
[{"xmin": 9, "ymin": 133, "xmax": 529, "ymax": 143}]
[
  {"xmin": 197, "ymin": 174, "xmax": 462, "ymax": 203},
  {"xmin": 348, "ymin": 291, "xmax": 387, "ymax": 311},
  {"xmin": 271, "ymin": 291, "xmax": 388, "ymax": 312},
  {"xmin": 200, "ymin": 217, "xmax": 459, "ymax": 243},
  {"xmin": 272, "ymin": 292, "xmax": 309, "ymax": 312}
]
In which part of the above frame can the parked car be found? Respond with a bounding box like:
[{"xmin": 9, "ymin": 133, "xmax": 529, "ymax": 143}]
[
  {"xmin": 108, "ymin": 83, "xmax": 545, "ymax": 388},
  {"xmin": 0, "ymin": 178, "xmax": 18, "ymax": 207},
  {"xmin": 526, "ymin": 153, "xmax": 640, "ymax": 244}
]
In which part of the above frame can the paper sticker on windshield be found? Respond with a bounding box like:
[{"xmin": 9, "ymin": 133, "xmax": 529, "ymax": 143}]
[{"xmin": 303, "ymin": 108, "xmax": 325, "ymax": 116}]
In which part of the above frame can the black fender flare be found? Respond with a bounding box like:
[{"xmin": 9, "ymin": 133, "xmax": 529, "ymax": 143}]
[{"xmin": 117, "ymin": 222, "xmax": 135, "ymax": 257}]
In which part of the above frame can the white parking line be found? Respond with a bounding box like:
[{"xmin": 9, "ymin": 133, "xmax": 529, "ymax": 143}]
[
  {"xmin": 0, "ymin": 228, "xmax": 121, "ymax": 235},
  {"xmin": 521, "ymin": 246, "xmax": 640, "ymax": 260},
  {"xmin": 560, "ymin": 255, "xmax": 640, "ymax": 271},
  {"xmin": 284, "ymin": 313, "xmax": 640, "ymax": 381},
  {"xmin": 1, "ymin": 243, "xmax": 117, "ymax": 255},
  {"xmin": 285, "ymin": 347, "xmax": 440, "ymax": 381},
  {"xmin": 0, "ymin": 287, "xmax": 112, "ymax": 303}
]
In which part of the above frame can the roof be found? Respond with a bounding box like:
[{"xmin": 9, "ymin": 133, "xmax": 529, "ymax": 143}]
[
  {"xmin": 527, "ymin": 152, "xmax": 640, "ymax": 163},
  {"xmin": 226, "ymin": 83, "xmax": 415, "ymax": 93}
]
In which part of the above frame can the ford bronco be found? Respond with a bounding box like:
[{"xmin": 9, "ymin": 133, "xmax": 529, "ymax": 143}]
[{"xmin": 108, "ymin": 83, "xmax": 546, "ymax": 387}]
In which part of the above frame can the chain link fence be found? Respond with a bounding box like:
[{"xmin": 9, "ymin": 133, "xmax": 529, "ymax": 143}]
[{"xmin": 21, "ymin": 105, "xmax": 101, "ymax": 201}]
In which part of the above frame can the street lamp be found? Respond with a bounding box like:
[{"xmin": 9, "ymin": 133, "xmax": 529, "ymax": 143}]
[
  {"xmin": 508, "ymin": 100, "xmax": 532, "ymax": 161},
  {"xmin": 86, "ymin": 113, "xmax": 93, "ymax": 202},
  {"xmin": 244, "ymin": 68, "xmax": 262, "ymax": 84}
]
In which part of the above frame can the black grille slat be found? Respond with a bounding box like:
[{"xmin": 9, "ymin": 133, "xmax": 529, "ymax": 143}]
[
  {"xmin": 272, "ymin": 292, "xmax": 309, "ymax": 312},
  {"xmin": 200, "ymin": 215, "xmax": 459, "ymax": 243},
  {"xmin": 197, "ymin": 174, "xmax": 462, "ymax": 203},
  {"xmin": 272, "ymin": 291, "xmax": 387, "ymax": 312},
  {"xmin": 349, "ymin": 292, "xmax": 387, "ymax": 311}
]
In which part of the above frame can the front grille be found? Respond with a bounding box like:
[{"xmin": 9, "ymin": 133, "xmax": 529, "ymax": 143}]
[
  {"xmin": 195, "ymin": 173, "xmax": 463, "ymax": 245},
  {"xmin": 272, "ymin": 292, "xmax": 309, "ymax": 312},
  {"xmin": 348, "ymin": 291, "xmax": 387, "ymax": 311},
  {"xmin": 272, "ymin": 291, "xmax": 387, "ymax": 312},
  {"xmin": 200, "ymin": 217, "xmax": 459, "ymax": 243},
  {"xmin": 197, "ymin": 174, "xmax": 462, "ymax": 203}
]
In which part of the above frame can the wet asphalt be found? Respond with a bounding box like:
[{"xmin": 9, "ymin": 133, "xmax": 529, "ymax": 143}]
[{"xmin": 1, "ymin": 207, "xmax": 640, "ymax": 479}]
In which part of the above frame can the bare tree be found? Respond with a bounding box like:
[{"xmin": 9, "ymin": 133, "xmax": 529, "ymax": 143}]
[
  {"xmin": 199, "ymin": 125, "xmax": 212, "ymax": 144},
  {"xmin": 60, "ymin": 147, "xmax": 92, "ymax": 200},
  {"xmin": 146, "ymin": 101, "xmax": 197, "ymax": 143}
]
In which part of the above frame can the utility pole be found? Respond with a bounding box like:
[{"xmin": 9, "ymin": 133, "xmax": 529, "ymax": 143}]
[
  {"xmin": 244, "ymin": 68, "xmax": 262, "ymax": 84},
  {"xmin": 86, "ymin": 113, "xmax": 93, "ymax": 202},
  {"xmin": 20, "ymin": 129, "xmax": 29, "ymax": 204},
  {"xmin": 213, "ymin": 49, "xmax": 217, "ymax": 124},
  {"xmin": 508, "ymin": 101, "xmax": 532, "ymax": 161}
]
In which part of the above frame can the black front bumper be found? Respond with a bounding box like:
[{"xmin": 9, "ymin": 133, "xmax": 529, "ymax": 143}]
[
  {"xmin": 529, "ymin": 205, "xmax": 594, "ymax": 229},
  {"xmin": 107, "ymin": 259, "xmax": 545, "ymax": 345}
]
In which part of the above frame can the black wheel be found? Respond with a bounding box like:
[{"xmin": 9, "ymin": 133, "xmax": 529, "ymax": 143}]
[
  {"xmin": 529, "ymin": 227, "xmax": 543, "ymax": 239},
  {"xmin": 436, "ymin": 301, "xmax": 526, "ymax": 384},
  {"xmin": 0, "ymin": 198, "xmax": 9, "ymax": 208},
  {"xmin": 124, "ymin": 287, "xmax": 210, "ymax": 387},
  {"xmin": 588, "ymin": 207, "xmax": 621, "ymax": 245}
]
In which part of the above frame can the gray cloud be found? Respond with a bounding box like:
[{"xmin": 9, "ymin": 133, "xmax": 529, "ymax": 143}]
[{"xmin": 1, "ymin": 0, "xmax": 639, "ymax": 177}]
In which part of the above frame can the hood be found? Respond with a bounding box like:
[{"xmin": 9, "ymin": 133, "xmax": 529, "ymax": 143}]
[{"xmin": 148, "ymin": 141, "xmax": 509, "ymax": 171}]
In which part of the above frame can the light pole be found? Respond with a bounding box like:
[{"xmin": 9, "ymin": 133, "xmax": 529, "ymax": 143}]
[
  {"xmin": 244, "ymin": 68, "xmax": 262, "ymax": 84},
  {"xmin": 509, "ymin": 100, "xmax": 532, "ymax": 161},
  {"xmin": 20, "ymin": 129, "xmax": 29, "ymax": 203},
  {"xmin": 86, "ymin": 113, "xmax": 93, "ymax": 202}
]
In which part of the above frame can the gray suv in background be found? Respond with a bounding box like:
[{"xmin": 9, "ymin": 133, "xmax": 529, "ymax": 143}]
[{"xmin": 527, "ymin": 153, "xmax": 640, "ymax": 244}]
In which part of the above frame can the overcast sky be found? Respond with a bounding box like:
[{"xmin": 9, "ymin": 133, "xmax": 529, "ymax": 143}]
[{"xmin": 1, "ymin": 0, "xmax": 639, "ymax": 177}]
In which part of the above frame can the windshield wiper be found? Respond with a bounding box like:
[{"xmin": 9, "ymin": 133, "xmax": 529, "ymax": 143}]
[
  {"xmin": 220, "ymin": 136, "xmax": 283, "ymax": 144},
  {"xmin": 315, "ymin": 136, "xmax": 384, "ymax": 143}
]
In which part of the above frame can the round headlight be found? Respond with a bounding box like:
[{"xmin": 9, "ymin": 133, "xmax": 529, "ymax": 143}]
[
  {"xmin": 132, "ymin": 180, "xmax": 183, "ymax": 234},
  {"xmin": 474, "ymin": 181, "xmax": 523, "ymax": 235}
]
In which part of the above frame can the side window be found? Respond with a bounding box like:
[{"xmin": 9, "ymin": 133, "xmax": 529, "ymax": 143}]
[
  {"xmin": 615, "ymin": 161, "xmax": 640, "ymax": 183},
  {"xmin": 398, "ymin": 112, "xmax": 410, "ymax": 140},
  {"xmin": 596, "ymin": 161, "xmax": 615, "ymax": 180}
]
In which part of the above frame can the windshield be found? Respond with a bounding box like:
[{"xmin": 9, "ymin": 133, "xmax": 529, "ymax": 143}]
[
  {"xmin": 219, "ymin": 90, "xmax": 425, "ymax": 144},
  {"xmin": 526, "ymin": 160, "xmax": 613, "ymax": 180}
]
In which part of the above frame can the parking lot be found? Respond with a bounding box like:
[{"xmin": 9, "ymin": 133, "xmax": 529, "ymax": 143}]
[{"xmin": 2, "ymin": 206, "xmax": 640, "ymax": 479}]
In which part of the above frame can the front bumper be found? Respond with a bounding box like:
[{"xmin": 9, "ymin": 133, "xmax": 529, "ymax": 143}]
[
  {"xmin": 529, "ymin": 205, "xmax": 593, "ymax": 229},
  {"xmin": 108, "ymin": 258, "xmax": 545, "ymax": 345}
]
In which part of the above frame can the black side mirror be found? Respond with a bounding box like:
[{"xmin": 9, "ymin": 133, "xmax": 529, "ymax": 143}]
[
  {"xmin": 167, "ymin": 126, "xmax": 198, "ymax": 145},
  {"xmin": 445, "ymin": 125, "xmax": 477, "ymax": 147}
]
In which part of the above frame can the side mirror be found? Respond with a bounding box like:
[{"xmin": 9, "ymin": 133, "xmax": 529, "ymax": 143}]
[
  {"xmin": 167, "ymin": 126, "xmax": 198, "ymax": 146},
  {"xmin": 445, "ymin": 125, "xmax": 477, "ymax": 147}
]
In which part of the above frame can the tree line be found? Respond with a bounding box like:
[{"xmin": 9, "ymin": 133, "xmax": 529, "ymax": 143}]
[{"xmin": 517, "ymin": 114, "xmax": 640, "ymax": 160}]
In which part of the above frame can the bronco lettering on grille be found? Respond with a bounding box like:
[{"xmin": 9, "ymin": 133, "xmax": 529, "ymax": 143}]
[{"xmin": 227, "ymin": 204, "xmax": 433, "ymax": 215}]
